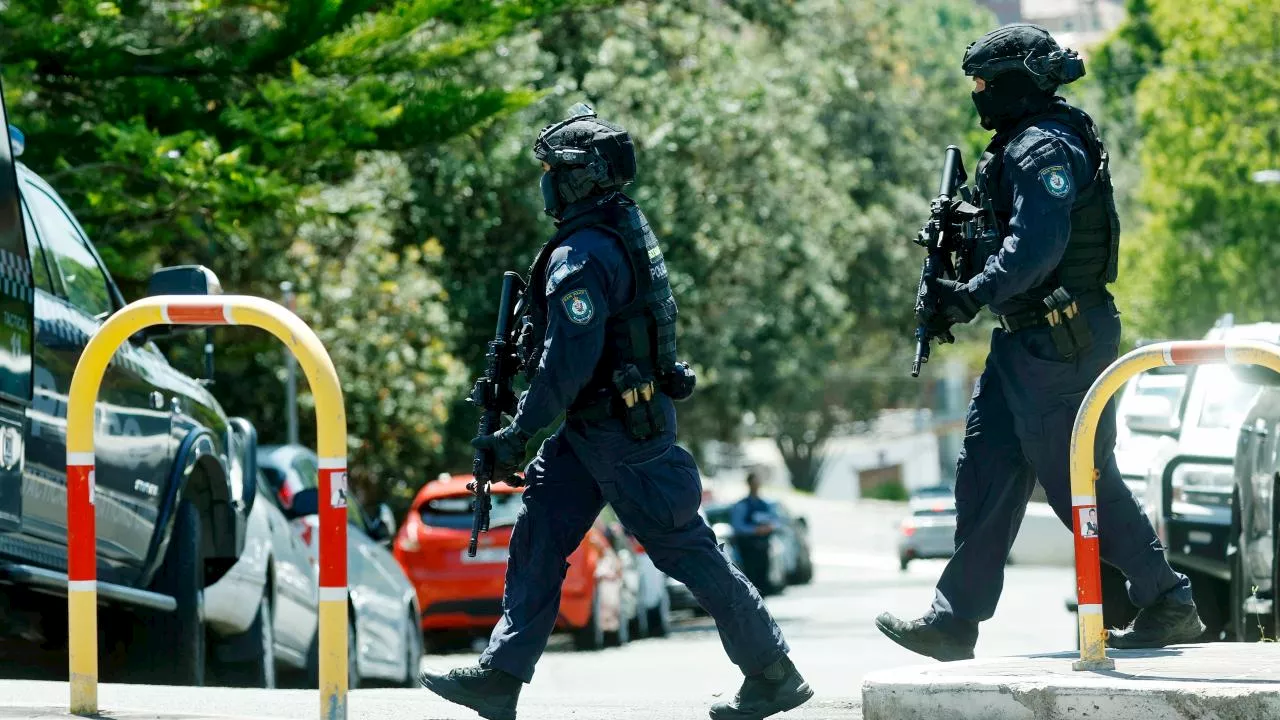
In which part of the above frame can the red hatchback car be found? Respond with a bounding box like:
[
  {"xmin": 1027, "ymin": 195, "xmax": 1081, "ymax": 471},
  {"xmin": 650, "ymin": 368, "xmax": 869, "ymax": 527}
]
[{"xmin": 393, "ymin": 474, "xmax": 628, "ymax": 651}]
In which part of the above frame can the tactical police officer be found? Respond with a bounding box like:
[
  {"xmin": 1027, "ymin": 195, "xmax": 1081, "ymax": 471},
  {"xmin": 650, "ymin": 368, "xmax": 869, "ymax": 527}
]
[
  {"xmin": 875, "ymin": 24, "xmax": 1206, "ymax": 661},
  {"xmin": 418, "ymin": 105, "xmax": 813, "ymax": 720}
]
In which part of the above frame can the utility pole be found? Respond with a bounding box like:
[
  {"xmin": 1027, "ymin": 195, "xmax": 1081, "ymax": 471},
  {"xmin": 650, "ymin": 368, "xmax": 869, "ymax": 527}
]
[{"xmin": 281, "ymin": 281, "xmax": 299, "ymax": 447}]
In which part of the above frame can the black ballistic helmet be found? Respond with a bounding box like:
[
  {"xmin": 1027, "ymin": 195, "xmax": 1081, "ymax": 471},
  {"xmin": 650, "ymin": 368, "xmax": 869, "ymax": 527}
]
[
  {"xmin": 962, "ymin": 23, "xmax": 1085, "ymax": 89},
  {"xmin": 962, "ymin": 24, "xmax": 1086, "ymax": 131},
  {"xmin": 534, "ymin": 103, "xmax": 637, "ymax": 219}
]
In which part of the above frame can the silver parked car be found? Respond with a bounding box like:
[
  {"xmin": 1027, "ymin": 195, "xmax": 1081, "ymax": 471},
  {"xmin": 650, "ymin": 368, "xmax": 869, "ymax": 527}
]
[
  {"xmin": 203, "ymin": 420, "xmax": 319, "ymax": 688},
  {"xmin": 257, "ymin": 444, "xmax": 423, "ymax": 688},
  {"xmin": 897, "ymin": 487, "xmax": 957, "ymax": 571}
]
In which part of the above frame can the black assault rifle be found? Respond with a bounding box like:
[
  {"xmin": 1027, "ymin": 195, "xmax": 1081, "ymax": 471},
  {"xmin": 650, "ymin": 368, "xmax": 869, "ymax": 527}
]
[
  {"xmin": 466, "ymin": 271, "xmax": 527, "ymax": 557},
  {"xmin": 911, "ymin": 145, "xmax": 978, "ymax": 378}
]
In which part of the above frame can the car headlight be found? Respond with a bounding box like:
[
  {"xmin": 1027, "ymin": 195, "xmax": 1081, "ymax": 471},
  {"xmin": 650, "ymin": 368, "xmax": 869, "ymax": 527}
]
[{"xmin": 1170, "ymin": 463, "xmax": 1234, "ymax": 506}]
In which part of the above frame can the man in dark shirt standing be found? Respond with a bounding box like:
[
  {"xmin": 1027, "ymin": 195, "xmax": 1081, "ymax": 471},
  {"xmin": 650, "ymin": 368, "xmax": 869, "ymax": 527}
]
[{"xmin": 730, "ymin": 471, "xmax": 781, "ymax": 594}]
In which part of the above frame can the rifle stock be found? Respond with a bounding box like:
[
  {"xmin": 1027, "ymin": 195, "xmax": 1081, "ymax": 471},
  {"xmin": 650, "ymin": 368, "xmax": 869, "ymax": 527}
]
[
  {"xmin": 911, "ymin": 145, "xmax": 967, "ymax": 378},
  {"xmin": 468, "ymin": 271, "xmax": 526, "ymax": 557}
]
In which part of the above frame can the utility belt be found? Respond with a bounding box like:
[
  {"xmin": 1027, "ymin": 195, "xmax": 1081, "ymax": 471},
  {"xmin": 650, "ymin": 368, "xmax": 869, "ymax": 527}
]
[
  {"xmin": 567, "ymin": 364, "xmax": 666, "ymax": 441},
  {"xmin": 996, "ymin": 288, "xmax": 1110, "ymax": 361}
]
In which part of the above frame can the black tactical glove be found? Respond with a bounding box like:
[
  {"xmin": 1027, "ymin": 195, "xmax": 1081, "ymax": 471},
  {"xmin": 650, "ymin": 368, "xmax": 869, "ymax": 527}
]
[
  {"xmin": 926, "ymin": 314, "xmax": 956, "ymax": 344},
  {"xmin": 929, "ymin": 277, "xmax": 982, "ymax": 325},
  {"xmin": 471, "ymin": 423, "xmax": 534, "ymax": 483}
]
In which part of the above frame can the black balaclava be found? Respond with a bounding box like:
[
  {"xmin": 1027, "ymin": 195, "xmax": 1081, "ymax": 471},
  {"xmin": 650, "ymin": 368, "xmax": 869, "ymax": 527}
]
[{"xmin": 972, "ymin": 70, "xmax": 1055, "ymax": 132}]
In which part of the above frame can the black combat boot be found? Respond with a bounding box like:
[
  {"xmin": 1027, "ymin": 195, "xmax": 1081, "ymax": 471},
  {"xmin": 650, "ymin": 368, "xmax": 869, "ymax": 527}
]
[
  {"xmin": 709, "ymin": 654, "xmax": 814, "ymax": 720},
  {"xmin": 1107, "ymin": 594, "xmax": 1206, "ymax": 649},
  {"xmin": 874, "ymin": 612, "xmax": 976, "ymax": 662},
  {"xmin": 418, "ymin": 663, "xmax": 522, "ymax": 720}
]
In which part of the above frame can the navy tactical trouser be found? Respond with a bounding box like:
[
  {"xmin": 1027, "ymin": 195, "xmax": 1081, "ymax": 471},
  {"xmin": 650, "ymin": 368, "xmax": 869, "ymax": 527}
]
[
  {"xmin": 931, "ymin": 303, "xmax": 1191, "ymax": 635},
  {"xmin": 479, "ymin": 399, "xmax": 789, "ymax": 682}
]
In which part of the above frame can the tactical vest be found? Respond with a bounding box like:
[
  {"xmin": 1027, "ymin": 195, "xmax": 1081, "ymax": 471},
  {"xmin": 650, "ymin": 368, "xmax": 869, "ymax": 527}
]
[
  {"xmin": 973, "ymin": 102, "xmax": 1121, "ymax": 313},
  {"xmin": 525, "ymin": 195, "xmax": 679, "ymax": 406}
]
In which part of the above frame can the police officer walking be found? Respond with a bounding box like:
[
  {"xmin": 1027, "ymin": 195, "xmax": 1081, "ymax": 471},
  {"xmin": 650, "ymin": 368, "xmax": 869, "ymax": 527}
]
[
  {"xmin": 876, "ymin": 24, "xmax": 1205, "ymax": 661},
  {"xmin": 418, "ymin": 104, "xmax": 813, "ymax": 720}
]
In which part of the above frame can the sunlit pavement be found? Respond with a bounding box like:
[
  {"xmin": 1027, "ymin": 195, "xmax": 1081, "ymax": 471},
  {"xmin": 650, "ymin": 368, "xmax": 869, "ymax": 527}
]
[{"xmin": 0, "ymin": 496, "xmax": 1079, "ymax": 719}]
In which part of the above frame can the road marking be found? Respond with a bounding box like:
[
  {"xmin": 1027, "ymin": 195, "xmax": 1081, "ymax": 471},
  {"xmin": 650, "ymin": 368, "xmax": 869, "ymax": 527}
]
[
  {"xmin": 68, "ymin": 580, "xmax": 96, "ymax": 592},
  {"xmin": 319, "ymin": 586, "xmax": 348, "ymax": 602}
]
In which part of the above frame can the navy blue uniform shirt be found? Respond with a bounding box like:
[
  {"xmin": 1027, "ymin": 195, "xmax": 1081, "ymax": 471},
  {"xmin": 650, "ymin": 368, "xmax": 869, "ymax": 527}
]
[
  {"xmin": 512, "ymin": 227, "xmax": 634, "ymax": 433},
  {"xmin": 964, "ymin": 119, "xmax": 1097, "ymax": 316}
]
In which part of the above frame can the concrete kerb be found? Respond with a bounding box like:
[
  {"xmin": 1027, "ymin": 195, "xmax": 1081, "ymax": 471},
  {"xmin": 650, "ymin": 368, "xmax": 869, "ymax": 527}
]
[
  {"xmin": 0, "ymin": 710, "xmax": 271, "ymax": 720},
  {"xmin": 861, "ymin": 644, "xmax": 1280, "ymax": 720}
]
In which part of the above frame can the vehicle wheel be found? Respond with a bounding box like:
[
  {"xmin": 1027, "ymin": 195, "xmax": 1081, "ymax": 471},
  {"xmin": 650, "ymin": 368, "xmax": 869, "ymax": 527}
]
[
  {"xmin": 211, "ymin": 592, "xmax": 277, "ymax": 688},
  {"xmin": 1230, "ymin": 538, "xmax": 1262, "ymax": 642},
  {"xmin": 788, "ymin": 552, "xmax": 814, "ymax": 585},
  {"xmin": 606, "ymin": 603, "xmax": 630, "ymax": 648},
  {"xmin": 148, "ymin": 500, "xmax": 206, "ymax": 686},
  {"xmin": 899, "ymin": 556, "xmax": 910, "ymax": 572},
  {"xmin": 347, "ymin": 617, "xmax": 360, "ymax": 690},
  {"xmin": 571, "ymin": 591, "xmax": 605, "ymax": 651},
  {"xmin": 401, "ymin": 613, "xmax": 423, "ymax": 688},
  {"xmin": 1272, "ymin": 473, "xmax": 1280, "ymax": 639},
  {"xmin": 630, "ymin": 597, "xmax": 650, "ymax": 640},
  {"xmin": 647, "ymin": 587, "xmax": 672, "ymax": 638}
]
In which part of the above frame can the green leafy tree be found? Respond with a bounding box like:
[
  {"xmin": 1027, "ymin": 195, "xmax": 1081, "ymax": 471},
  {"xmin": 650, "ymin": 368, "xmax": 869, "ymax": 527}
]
[
  {"xmin": 0, "ymin": 0, "xmax": 604, "ymax": 500},
  {"xmin": 1098, "ymin": 0, "xmax": 1280, "ymax": 340},
  {"xmin": 410, "ymin": 0, "xmax": 991, "ymax": 489}
]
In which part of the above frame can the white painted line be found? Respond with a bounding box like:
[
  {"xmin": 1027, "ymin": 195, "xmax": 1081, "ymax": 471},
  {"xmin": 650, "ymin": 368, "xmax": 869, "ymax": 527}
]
[
  {"xmin": 318, "ymin": 457, "xmax": 347, "ymax": 470},
  {"xmin": 160, "ymin": 305, "xmax": 172, "ymax": 325},
  {"xmin": 1078, "ymin": 604, "xmax": 1103, "ymax": 615},
  {"xmin": 221, "ymin": 302, "xmax": 236, "ymax": 325},
  {"xmin": 67, "ymin": 452, "xmax": 96, "ymax": 466},
  {"xmin": 68, "ymin": 580, "xmax": 97, "ymax": 592},
  {"xmin": 319, "ymin": 587, "xmax": 348, "ymax": 602},
  {"xmin": 1071, "ymin": 496, "xmax": 1096, "ymax": 507},
  {"xmin": 1163, "ymin": 345, "xmax": 1174, "ymax": 366}
]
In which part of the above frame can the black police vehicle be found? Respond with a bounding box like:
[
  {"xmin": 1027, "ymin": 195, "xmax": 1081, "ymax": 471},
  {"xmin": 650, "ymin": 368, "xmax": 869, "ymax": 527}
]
[{"xmin": 0, "ymin": 83, "xmax": 251, "ymax": 684}]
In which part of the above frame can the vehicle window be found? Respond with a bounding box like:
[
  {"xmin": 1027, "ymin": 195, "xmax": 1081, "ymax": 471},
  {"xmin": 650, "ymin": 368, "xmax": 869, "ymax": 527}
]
[
  {"xmin": 1194, "ymin": 366, "xmax": 1260, "ymax": 430},
  {"xmin": 19, "ymin": 203, "xmax": 54, "ymax": 293},
  {"xmin": 346, "ymin": 499, "xmax": 370, "ymax": 531},
  {"xmin": 24, "ymin": 183, "xmax": 112, "ymax": 316},
  {"xmin": 260, "ymin": 466, "xmax": 286, "ymax": 493},
  {"xmin": 290, "ymin": 454, "xmax": 320, "ymax": 490},
  {"xmin": 420, "ymin": 493, "xmax": 524, "ymax": 530},
  {"xmin": 1130, "ymin": 372, "xmax": 1189, "ymax": 413},
  {"xmin": 256, "ymin": 470, "xmax": 284, "ymax": 511}
]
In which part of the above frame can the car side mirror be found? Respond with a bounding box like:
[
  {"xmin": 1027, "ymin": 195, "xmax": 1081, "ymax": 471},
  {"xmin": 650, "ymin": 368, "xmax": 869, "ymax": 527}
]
[
  {"xmin": 285, "ymin": 488, "xmax": 320, "ymax": 519},
  {"xmin": 147, "ymin": 265, "xmax": 223, "ymax": 298},
  {"xmin": 368, "ymin": 503, "xmax": 397, "ymax": 544},
  {"xmin": 139, "ymin": 265, "xmax": 223, "ymax": 380}
]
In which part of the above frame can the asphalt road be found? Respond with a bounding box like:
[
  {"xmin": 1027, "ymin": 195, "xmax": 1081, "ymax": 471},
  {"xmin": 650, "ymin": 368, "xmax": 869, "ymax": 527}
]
[{"xmin": 0, "ymin": 492, "xmax": 1081, "ymax": 720}]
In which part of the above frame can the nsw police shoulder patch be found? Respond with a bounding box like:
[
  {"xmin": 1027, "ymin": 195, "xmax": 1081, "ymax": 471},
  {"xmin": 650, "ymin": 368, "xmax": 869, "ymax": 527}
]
[
  {"xmin": 1038, "ymin": 165, "xmax": 1072, "ymax": 198},
  {"xmin": 560, "ymin": 288, "xmax": 595, "ymax": 325}
]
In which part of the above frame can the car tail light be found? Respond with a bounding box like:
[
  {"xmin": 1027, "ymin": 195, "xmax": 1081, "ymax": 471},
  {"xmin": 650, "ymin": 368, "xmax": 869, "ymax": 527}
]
[{"xmin": 901, "ymin": 518, "xmax": 916, "ymax": 537}]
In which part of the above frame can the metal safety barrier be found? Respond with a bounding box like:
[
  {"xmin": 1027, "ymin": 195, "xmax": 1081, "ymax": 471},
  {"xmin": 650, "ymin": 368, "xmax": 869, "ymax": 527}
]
[
  {"xmin": 1070, "ymin": 340, "xmax": 1280, "ymax": 670},
  {"xmin": 66, "ymin": 296, "xmax": 349, "ymax": 719}
]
